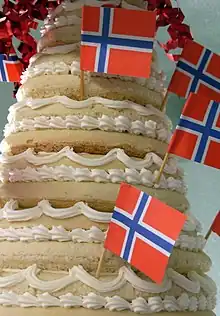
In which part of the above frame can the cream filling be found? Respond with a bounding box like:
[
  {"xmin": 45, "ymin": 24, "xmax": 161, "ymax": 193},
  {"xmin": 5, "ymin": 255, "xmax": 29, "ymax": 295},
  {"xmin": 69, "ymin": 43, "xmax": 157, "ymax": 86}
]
[
  {"xmin": 8, "ymin": 96, "xmax": 171, "ymax": 123},
  {"xmin": 0, "ymin": 148, "xmax": 180, "ymax": 175},
  {"xmin": 20, "ymin": 60, "xmax": 164, "ymax": 94},
  {"xmin": 0, "ymin": 200, "xmax": 200, "ymax": 233},
  {"xmin": 0, "ymin": 165, "xmax": 186, "ymax": 194},
  {"xmin": 4, "ymin": 115, "xmax": 170, "ymax": 142},
  {"xmin": 0, "ymin": 291, "xmax": 215, "ymax": 312},
  {"xmin": 0, "ymin": 224, "xmax": 206, "ymax": 251},
  {"xmin": 0, "ymin": 264, "xmax": 216, "ymax": 295}
]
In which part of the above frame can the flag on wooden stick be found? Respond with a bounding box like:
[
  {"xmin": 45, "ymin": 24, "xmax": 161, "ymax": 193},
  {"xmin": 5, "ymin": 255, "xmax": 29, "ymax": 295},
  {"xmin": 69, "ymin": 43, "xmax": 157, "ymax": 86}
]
[
  {"xmin": 211, "ymin": 211, "xmax": 220, "ymax": 236},
  {"xmin": 205, "ymin": 211, "xmax": 220, "ymax": 240},
  {"xmin": 168, "ymin": 40, "xmax": 220, "ymax": 102},
  {"xmin": 80, "ymin": 6, "xmax": 156, "ymax": 78},
  {"xmin": 104, "ymin": 183, "xmax": 186, "ymax": 283},
  {"xmin": 0, "ymin": 50, "xmax": 23, "ymax": 82},
  {"xmin": 167, "ymin": 93, "xmax": 220, "ymax": 170}
]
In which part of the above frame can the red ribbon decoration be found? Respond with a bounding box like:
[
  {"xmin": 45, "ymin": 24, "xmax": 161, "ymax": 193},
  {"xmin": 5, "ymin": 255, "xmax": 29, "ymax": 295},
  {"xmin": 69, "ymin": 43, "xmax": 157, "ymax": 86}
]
[
  {"xmin": 0, "ymin": 0, "xmax": 64, "ymax": 96},
  {"xmin": 146, "ymin": 0, "xmax": 193, "ymax": 61}
]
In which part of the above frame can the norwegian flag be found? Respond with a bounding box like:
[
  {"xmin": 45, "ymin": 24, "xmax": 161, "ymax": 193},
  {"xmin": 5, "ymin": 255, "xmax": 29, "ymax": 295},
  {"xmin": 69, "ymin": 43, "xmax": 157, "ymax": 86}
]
[
  {"xmin": 168, "ymin": 40, "xmax": 220, "ymax": 102},
  {"xmin": 0, "ymin": 51, "xmax": 23, "ymax": 82},
  {"xmin": 168, "ymin": 93, "xmax": 220, "ymax": 169},
  {"xmin": 211, "ymin": 211, "xmax": 220, "ymax": 236},
  {"xmin": 80, "ymin": 6, "xmax": 156, "ymax": 78},
  {"xmin": 104, "ymin": 183, "xmax": 186, "ymax": 283}
]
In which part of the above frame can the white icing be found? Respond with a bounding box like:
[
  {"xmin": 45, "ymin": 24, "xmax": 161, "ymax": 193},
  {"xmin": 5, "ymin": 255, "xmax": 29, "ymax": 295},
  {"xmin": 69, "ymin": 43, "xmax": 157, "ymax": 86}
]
[
  {"xmin": 4, "ymin": 115, "xmax": 170, "ymax": 142},
  {"xmin": 1, "ymin": 166, "xmax": 186, "ymax": 193},
  {"xmin": 0, "ymin": 199, "xmax": 112, "ymax": 223},
  {"xmin": 20, "ymin": 60, "xmax": 165, "ymax": 93},
  {"xmin": 0, "ymin": 147, "xmax": 179, "ymax": 175},
  {"xmin": 0, "ymin": 291, "xmax": 215, "ymax": 312},
  {"xmin": 0, "ymin": 199, "xmax": 199, "ymax": 230},
  {"xmin": 0, "ymin": 224, "xmax": 205, "ymax": 251},
  {"xmin": 8, "ymin": 96, "xmax": 171, "ymax": 123},
  {"xmin": 0, "ymin": 200, "xmax": 200, "ymax": 233},
  {"xmin": 0, "ymin": 264, "xmax": 216, "ymax": 295},
  {"xmin": 0, "ymin": 225, "xmax": 105, "ymax": 243}
]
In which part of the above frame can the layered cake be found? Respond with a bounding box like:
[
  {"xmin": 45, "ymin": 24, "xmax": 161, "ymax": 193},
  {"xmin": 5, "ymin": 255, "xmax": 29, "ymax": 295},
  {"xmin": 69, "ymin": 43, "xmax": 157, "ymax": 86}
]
[{"xmin": 0, "ymin": 0, "xmax": 216, "ymax": 315}]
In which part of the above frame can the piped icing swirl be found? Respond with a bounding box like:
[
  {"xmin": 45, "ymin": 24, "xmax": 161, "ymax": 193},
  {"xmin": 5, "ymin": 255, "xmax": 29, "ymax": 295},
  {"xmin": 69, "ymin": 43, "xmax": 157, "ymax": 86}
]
[
  {"xmin": 0, "ymin": 291, "xmax": 215, "ymax": 312},
  {"xmin": 0, "ymin": 148, "xmax": 180, "ymax": 175},
  {"xmin": 0, "ymin": 200, "xmax": 201, "ymax": 233},
  {"xmin": 0, "ymin": 264, "xmax": 216, "ymax": 294},
  {"xmin": 0, "ymin": 225, "xmax": 206, "ymax": 251},
  {"xmin": 0, "ymin": 166, "xmax": 186, "ymax": 193},
  {"xmin": 4, "ymin": 115, "xmax": 170, "ymax": 142}
]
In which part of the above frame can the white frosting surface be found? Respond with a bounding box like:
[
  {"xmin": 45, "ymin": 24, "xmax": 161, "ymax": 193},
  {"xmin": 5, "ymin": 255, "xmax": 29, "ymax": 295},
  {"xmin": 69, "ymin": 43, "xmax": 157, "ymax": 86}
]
[
  {"xmin": 0, "ymin": 224, "xmax": 205, "ymax": 251},
  {"xmin": 20, "ymin": 60, "xmax": 165, "ymax": 94},
  {"xmin": 0, "ymin": 291, "xmax": 215, "ymax": 312},
  {"xmin": 0, "ymin": 147, "xmax": 179, "ymax": 174},
  {"xmin": 0, "ymin": 264, "xmax": 216, "ymax": 295},
  {"xmin": 0, "ymin": 200, "xmax": 200, "ymax": 233},
  {"xmin": 4, "ymin": 115, "xmax": 170, "ymax": 142},
  {"xmin": 1, "ymin": 166, "xmax": 186, "ymax": 193}
]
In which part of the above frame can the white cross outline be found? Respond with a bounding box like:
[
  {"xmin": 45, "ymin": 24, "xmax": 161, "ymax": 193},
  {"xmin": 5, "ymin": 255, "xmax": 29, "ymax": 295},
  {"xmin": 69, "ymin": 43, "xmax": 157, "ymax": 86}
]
[
  {"xmin": 177, "ymin": 100, "xmax": 220, "ymax": 163},
  {"xmin": 177, "ymin": 48, "xmax": 220, "ymax": 97},
  {"xmin": 81, "ymin": 7, "xmax": 154, "ymax": 73}
]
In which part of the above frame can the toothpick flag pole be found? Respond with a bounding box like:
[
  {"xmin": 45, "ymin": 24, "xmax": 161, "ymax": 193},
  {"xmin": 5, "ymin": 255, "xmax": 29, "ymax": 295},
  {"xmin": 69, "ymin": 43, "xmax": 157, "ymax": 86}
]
[
  {"xmin": 96, "ymin": 248, "xmax": 106, "ymax": 278},
  {"xmin": 155, "ymin": 152, "xmax": 169, "ymax": 184},
  {"xmin": 160, "ymin": 91, "xmax": 169, "ymax": 112},
  {"xmin": 205, "ymin": 228, "xmax": 212, "ymax": 241},
  {"xmin": 80, "ymin": 70, "xmax": 85, "ymax": 100}
]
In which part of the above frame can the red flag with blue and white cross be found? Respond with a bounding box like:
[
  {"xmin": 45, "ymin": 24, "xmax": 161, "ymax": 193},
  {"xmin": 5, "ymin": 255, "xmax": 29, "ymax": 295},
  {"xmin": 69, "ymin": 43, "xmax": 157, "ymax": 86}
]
[
  {"xmin": 168, "ymin": 40, "xmax": 220, "ymax": 102},
  {"xmin": 211, "ymin": 211, "xmax": 220, "ymax": 236},
  {"xmin": 168, "ymin": 93, "xmax": 220, "ymax": 170},
  {"xmin": 80, "ymin": 6, "xmax": 156, "ymax": 78},
  {"xmin": 104, "ymin": 183, "xmax": 186, "ymax": 283},
  {"xmin": 0, "ymin": 49, "xmax": 23, "ymax": 82}
]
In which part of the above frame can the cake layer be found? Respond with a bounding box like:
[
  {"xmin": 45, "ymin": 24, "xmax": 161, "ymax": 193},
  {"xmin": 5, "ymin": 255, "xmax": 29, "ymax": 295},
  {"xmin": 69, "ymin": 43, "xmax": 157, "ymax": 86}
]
[
  {"xmin": 7, "ymin": 96, "xmax": 170, "ymax": 124},
  {"xmin": 38, "ymin": 0, "xmax": 148, "ymax": 50},
  {"xmin": 26, "ymin": 47, "xmax": 163, "ymax": 97},
  {"xmin": 0, "ymin": 225, "xmax": 205, "ymax": 252},
  {"xmin": 0, "ymin": 199, "xmax": 201, "ymax": 233},
  {"xmin": 0, "ymin": 241, "xmax": 211, "ymax": 272},
  {"xmin": 17, "ymin": 74, "xmax": 164, "ymax": 108},
  {"xmin": 0, "ymin": 148, "xmax": 179, "ymax": 176},
  {"xmin": 0, "ymin": 148, "xmax": 184, "ymax": 192},
  {"xmin": 0, "ymin": 163, "xmax": 185, "ymax": 194},
  {"xmin": 6, "ymin": 97, "xmax": 171, "ymax": 142},
  {"xmin": 0, "ymin": 265, "xmax": 216, "ymax": 313},
  {"xmin": 0, "ymin": 308, "xmax": 216, "ymax": 316},
  {"xmin": 1, "ymin": 130, "xmax": 168, "ymax": 157},
  {"xmin": 0, "ymin": 199, "xmax": 205, "ymax": 253},
  {"xmin": 0, "ymin": 182, "xmax": 189, "ymax": 212}
]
